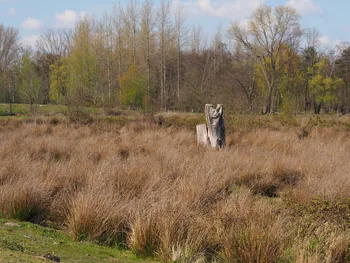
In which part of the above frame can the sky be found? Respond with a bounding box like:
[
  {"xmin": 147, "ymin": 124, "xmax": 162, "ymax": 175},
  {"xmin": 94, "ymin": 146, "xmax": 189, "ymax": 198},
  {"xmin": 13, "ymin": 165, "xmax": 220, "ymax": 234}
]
[{"xmin": 0, "ymin": 0, "xmax": 348, "ymax": 48}]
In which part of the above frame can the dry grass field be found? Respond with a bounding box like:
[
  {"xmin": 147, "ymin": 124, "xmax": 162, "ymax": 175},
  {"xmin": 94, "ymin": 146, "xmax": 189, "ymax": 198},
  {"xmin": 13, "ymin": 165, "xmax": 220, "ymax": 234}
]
[{"xmin": 0, "ymin": 115, "xmax": 350, "ymax": 262}]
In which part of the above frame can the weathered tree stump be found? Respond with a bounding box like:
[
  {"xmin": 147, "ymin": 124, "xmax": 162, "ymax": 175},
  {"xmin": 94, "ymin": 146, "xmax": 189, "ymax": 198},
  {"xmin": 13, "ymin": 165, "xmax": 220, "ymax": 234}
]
[
  {"xmin": 196, "ymin": 104, "xmax": 226, "ymax": 148},
  {"xmin": 205, "ymin": 104, "xmax": 225, "ymax": 148},
  {"xmin": 196, "ymin": 124, "xmax": 208, "ymax": 146}
]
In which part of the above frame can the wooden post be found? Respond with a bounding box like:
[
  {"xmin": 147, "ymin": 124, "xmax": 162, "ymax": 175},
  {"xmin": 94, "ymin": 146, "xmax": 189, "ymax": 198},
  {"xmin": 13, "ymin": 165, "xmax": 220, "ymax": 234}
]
[{"xmin": 205, "ymin": 104, "xmax": 226, "ymax": 148}]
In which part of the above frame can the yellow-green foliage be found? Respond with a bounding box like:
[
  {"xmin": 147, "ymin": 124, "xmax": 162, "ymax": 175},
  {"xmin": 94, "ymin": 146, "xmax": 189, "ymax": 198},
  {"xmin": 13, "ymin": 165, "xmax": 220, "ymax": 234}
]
[
  {"xmin": 255, "ymin": 44, "xmax": 304, "ymax": 114},
  {"xmin": 19, "ymin": 53, "xmax": 41, "ymax": 109},
  {"xmin": 309, "ymin": 58, "xmax": 343, "ymax": 106},
  {"xmin": 255, "ymin": 58, "xmax": 270, "ymax": 97},
  {"xmin": 279, "ymin": 46, "xmax": 303, "ymax": 114},
  {"xmin": 49, "ymin": 18, "xmax": 102, "ymax": 107},
  {"xmin": 50, "ymin": 58, "xmax": 69, "ymax": 104},
  {"xmin": 119, "ymin": 64, "xmax": 146, "ymax": 109}
]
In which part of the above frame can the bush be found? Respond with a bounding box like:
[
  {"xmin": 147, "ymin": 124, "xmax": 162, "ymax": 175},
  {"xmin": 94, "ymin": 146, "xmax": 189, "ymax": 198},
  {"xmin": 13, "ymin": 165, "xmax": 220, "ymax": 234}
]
[{"xmin": 66, "ymin": 108, "xmax": 94, "ymax": 124}]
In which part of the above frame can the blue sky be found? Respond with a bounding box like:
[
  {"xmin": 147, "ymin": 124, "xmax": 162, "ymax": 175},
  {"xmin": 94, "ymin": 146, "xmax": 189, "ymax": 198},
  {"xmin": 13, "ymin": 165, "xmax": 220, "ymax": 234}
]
[{"xmin": 0, "ymin": 0, "xmax": 348, "ymax": 48}]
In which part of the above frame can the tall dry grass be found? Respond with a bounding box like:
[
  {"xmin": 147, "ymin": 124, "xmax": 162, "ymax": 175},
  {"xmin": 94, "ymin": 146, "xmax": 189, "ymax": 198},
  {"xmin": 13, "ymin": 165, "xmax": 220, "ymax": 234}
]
[{"xmin": 0, "ymin": 118, "xmax": 350, "ymax": 262}]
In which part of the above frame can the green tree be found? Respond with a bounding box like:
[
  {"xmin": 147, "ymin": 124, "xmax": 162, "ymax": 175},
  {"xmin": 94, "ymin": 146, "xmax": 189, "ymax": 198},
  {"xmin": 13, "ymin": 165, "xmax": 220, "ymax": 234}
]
[
  {"xmin": 119, "ymin": 64, "xmax": 146, "ymax": 109},
  {"xmin": 49, "ymin": 58, "xmax": 69, "ymax": 104},
  {"xmin": 67, "ymin": 18, "xmax": 101, "ymax": 108},
  {"xmin": 19, "ymin": 53, "xmax": 41, "ymax": 113},
  {"xmin": 278, "ymin": 45, "xmax": 303, "ymax": 115},
  {"xmin": 309, "ymin": 58, "xmax": 343, "ymax": 114},
  {"xmin": 301, "ymin": 47, "xmax": 318, "ymax": 112}
]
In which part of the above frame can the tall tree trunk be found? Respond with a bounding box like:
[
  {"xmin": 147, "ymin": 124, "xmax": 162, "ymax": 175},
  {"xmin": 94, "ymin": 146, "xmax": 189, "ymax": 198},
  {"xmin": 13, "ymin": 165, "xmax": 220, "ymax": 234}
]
[
  {"xmin": 9, "ymin": 70, "xmax": 13, "ymax": 116},
  {"xmin": 304, "ymin": 80, "xmax": 308, "ymax": 113},
  {"xmin": 174, "ymin": 4, "xmax": 186, "ymax": 111},
  {"xmin": 3, "ymin": 68, "xmax": 5, "ymax": 104},
  {"xmin": 158, "ymin": 0, "xmax": 170, "ymax": 111},
  {"xmin": 118, "ymin": 36, "xmax": 122, "ymax": 108},
  {"xmin": 345, "ymin": 80, "xmax": 348, "ymax": 114},
  {"xmin": 345, "ymin": 66, "xmax": 348, "ymax": 114},
  {"xmin": 160, "ymin": 46, "xmax": 164, "ymax": 111},
  {"xmin": 266, "ymin": 92, "xmax": 272, "ymax": 114},
  {"xmin": 146, "ymin": 34, "xmax": 151, "ymax": 115},
  {"xmin": 163, "ymin": 54, "xmax": 167, "ymax": 111},
  {"xmin": 177, "ymin": 46, "xmax": 180, "ymax": 110},
  {"xmin": 107, "ymin": 38, "xmax": 111, "ymax": 104}
]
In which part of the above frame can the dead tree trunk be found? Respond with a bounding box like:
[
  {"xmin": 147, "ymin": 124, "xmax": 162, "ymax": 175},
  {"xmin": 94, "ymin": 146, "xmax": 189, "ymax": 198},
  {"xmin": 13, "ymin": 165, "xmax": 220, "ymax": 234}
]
[
  {"xmin": 196, "ymin": 104, "xmax": 226, "ymax": 148},
  {"xmin": 196, "ymin": 124, "xmax": 208, "ymax": 146},
  {"xmin": 205, "ymin": 104, "xmax": 225, "ymax": 148}
]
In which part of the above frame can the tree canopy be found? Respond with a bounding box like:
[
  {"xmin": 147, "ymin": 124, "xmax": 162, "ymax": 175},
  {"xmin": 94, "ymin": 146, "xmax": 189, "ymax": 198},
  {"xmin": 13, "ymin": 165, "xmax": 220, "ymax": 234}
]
[{"xmin": 1, "ymin": 3, "xmax": 350, "ymax": 115}]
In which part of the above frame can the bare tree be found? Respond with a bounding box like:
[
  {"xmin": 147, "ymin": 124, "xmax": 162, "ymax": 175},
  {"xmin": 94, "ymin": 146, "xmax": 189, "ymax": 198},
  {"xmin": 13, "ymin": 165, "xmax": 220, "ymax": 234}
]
[
  {"xmin": 174, "ymin": 3, "xmax": 188, "ymax": 110},
  {"xmin": 335, "ymin": 44, "xmax": 350, "ymax": 113},
  {"xmin": 124, "ymin": 0, "xmax": 138, "ymax": 66},
  {"xmin": 230, "ymin": 5, "xmax": 302, "ymax": 113},
  {"xmin": 140, "ymin": 0, "xmax": 155, "ymax": 114},
  {"xmin": 113, "ymin": 3, "xmax": 125, "ymax": 107},
  {"xmin": 191, "ymin": 25, "xmax": 204, "ymax": 54},
  {"xmin": 305, "ymin": 28, "xmax": 320, "ymax": 49},
  {"xmin": 96, "ymin": 12, "xmax": 115, "ymax": 105},
  {"xmin": 36, "ymin": 29, "xmax": 73, "ymax": 103},
  {"xmin": 37, "ymin": 29, "xmax": 72, "ymax": 58},
  {"xmin": 233, "ymin": 43, "xmax": 258, "ymax": 112},
  {"xmin": 0, "ymin": 24, "xmax": 19, "ymax": 111},
  {"xmin": 157, "ymin": 0, "xmax": 170, "ymax": 111}
]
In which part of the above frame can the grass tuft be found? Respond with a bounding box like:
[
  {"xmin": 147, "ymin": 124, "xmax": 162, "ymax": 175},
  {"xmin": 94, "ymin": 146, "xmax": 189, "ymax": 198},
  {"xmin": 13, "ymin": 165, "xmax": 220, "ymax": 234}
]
[{"xmin": 0, "ymin": 115, "xmax": 350, "ymax": 262}]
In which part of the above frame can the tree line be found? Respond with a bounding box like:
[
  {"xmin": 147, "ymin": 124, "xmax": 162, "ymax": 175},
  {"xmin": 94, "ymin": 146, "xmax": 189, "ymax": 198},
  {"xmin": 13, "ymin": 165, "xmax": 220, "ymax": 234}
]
[{"xmin": 1, "ymin": 2, "xmax": 350, "ymax": 115}]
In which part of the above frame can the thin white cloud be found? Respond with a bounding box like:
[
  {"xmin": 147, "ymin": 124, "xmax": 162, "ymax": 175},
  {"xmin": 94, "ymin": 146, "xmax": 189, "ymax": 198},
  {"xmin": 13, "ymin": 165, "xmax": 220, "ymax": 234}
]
[
  {"xmin": 319, "ymin": 35, "xmax": 330, "ymax": 46},
  {"xmin": 8, "ymin": 8, "xmax": 15, "ymax": 16},
  {"xmin": 173, "ymin": 0, "xmax": 263, "ymax": 20},
  {"xmin": 55, "ymin": 10, "xmax": 88, "ymax": 28},
  {"xmin": 21, "ymin": 35, "xmax": 40, "ymax": 48},
  {"xmin": 22, "ymin": 18, "xmax": 43, "ymax": 30},
  {"xmin": 319, "ymin": 35, "xmax": 342, "ymax": 49},
  {"xmin": 286, "ymin": 0, "xmax": 321, "ymax": 15},
  {"xmin": 237, "ymin": 18, "xmax": 250, "ymax": 28}
]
